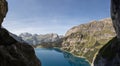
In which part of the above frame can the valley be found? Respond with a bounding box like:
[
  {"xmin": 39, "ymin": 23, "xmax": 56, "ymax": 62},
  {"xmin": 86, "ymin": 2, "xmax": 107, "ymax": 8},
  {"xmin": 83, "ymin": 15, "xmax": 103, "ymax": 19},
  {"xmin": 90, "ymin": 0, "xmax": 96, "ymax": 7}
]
[{"xmin": 12, "ymin": 18, "xmax": 116, "ymax": 65}]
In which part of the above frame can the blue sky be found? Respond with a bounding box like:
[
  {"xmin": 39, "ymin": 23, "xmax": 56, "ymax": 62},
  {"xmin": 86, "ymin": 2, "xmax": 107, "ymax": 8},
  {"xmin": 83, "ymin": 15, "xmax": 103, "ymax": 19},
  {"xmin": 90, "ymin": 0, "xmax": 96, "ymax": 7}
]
[{"xmin": 3, "ymin": 0, "xmax": 110, "ymax": 35}]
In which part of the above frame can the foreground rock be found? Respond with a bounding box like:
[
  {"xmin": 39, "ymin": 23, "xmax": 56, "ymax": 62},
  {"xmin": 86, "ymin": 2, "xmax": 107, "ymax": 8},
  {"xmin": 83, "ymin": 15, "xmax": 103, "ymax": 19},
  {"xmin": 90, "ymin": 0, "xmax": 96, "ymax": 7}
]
[
  {"xmin": 0, "ymin": 0, "xmax": 41, "ymax": 66},
  {"xmin": 0, "ymin": 0, "xmax": 8, "ymax": 26},
  {"xmin": 62, "ymin": 18, "xmax": 116, "ymax": 63},
  {"xmin": 93, "ymin": 0, "xmax": 120, "ymax": 66},
  {"xmin": 0, "ymin": 28, "xmax": 41, "ymax": 66}
]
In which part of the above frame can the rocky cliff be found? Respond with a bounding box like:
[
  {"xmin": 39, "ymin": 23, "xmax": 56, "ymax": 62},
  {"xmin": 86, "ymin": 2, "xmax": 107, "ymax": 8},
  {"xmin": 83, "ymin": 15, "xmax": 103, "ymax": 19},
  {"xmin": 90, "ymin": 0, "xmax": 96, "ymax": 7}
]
[
  {"xmin": 62, "ymin": 18, "xmax": 116, "ymax": 63},
  {"xmin": 0, "ymin": 0, "xmax": 41, "ymax": 66},
  {"xmin": 93, "ymin": 0, "xmax": 120, "ymax": 66},
  {"xmin": 0, "ymin": 0, "xmax": 8, "ymax": 25}
]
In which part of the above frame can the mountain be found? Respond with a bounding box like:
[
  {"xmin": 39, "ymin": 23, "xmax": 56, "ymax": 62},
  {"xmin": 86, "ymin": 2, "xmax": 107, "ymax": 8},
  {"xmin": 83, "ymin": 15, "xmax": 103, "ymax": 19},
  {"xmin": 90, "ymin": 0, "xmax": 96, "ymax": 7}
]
[
  {"xmin": 19, "ymin": 33, "xmax": 63, "ymax": 47},
  {"xmin": 61, "ymin": 18, "xmax": 116, "ymax": 63},
  {"xmin": 0, "ymin": 0, "xmax": 41, "ymax": 66},
  {"xmin": 35, "ymin": 37, "xmax": 63, "ymax": 48}
]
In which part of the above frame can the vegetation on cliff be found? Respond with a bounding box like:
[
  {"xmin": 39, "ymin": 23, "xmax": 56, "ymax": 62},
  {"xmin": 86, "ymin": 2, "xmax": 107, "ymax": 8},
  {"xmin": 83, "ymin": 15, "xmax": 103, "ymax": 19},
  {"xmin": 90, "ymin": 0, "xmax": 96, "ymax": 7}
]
[
  {"xmin": 34, "ymin": 38, "xmax": 63, "ymax": 48},
  {"xmin": 62, "ymin": 18, "xmax": 116, "ymax": 63}
]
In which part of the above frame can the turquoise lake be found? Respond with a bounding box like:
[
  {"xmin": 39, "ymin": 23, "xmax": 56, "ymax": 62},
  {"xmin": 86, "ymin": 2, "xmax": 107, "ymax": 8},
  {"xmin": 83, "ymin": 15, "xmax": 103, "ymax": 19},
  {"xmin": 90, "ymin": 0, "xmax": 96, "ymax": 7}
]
[{"xmin": 35, "ymin": 48, "xmax": 90, "ymax": 66}]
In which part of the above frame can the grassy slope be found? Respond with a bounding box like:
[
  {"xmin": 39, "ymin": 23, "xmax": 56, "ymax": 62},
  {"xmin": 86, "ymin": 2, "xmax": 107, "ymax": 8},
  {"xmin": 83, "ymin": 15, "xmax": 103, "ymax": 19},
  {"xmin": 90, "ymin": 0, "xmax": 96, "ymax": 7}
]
[{"xmin": 62, "ymin": 18, "xmax": 116, "ymax": 63}]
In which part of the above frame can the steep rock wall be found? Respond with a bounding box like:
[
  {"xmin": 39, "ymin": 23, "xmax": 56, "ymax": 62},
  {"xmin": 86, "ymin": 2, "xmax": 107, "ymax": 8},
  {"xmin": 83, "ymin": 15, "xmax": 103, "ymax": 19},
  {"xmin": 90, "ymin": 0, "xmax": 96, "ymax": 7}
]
[{"xmin": 0, "ymin": 0, "xmax": 41, "ymax": 66}]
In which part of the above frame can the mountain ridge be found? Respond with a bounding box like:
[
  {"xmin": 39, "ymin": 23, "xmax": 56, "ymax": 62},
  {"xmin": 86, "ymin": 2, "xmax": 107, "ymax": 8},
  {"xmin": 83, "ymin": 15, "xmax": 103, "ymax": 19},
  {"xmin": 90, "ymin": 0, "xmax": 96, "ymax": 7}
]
[
  {"xmin": 62, "ymin": 18, "xmax": 116, "ymax": 63},
  {"xmin": 19, "ymin": 32, "xmax": 63, "ymax": 45}
]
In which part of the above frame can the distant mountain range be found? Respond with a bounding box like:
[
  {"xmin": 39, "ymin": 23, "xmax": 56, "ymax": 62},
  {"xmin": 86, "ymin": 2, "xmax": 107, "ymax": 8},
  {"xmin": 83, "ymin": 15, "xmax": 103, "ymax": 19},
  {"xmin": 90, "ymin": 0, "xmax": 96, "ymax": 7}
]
[
  {"xmin": 16, "ymin": 33, "xmax": 63, "ymax": 45},
  {"xmin": 10, "ymin": 32, "xmax": 63, "ymax": 48}
]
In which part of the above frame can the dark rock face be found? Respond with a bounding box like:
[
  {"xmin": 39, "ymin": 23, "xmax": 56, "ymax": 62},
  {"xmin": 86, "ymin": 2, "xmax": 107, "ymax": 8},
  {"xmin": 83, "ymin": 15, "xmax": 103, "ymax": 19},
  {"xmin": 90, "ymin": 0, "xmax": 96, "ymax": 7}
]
[
  {"xmin": 0, "ymin": 0, "xmax": 41, "ymax": 66},
  {"xmin": 0, "ymin": 28, "xmax": 41, "ymax": 66},
  {"xmin": 0, "ymin": 0, "xmax": 8, "ymax": 26},
  {"xmin": 111, "ymin": 0, "xmax": 120, "ymax": 39},
  {"xmin": 93, "ymin": 0, "xmax": 120, "ymax": 66},
  {"xmin": 93, "ymin": 37, "xmax": 120, "ymax": 66}
]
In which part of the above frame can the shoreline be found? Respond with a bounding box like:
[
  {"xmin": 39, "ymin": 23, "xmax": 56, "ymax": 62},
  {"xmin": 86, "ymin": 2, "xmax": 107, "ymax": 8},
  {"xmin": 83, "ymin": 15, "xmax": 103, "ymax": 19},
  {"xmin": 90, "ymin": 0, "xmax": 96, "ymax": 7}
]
[
  {"xmin": 59, "ymin": 48, "xmax": 91, "ymax": 65},
  {"xmin": 35, "ymin": 47, "xmax": 91, "ymax": 65}
]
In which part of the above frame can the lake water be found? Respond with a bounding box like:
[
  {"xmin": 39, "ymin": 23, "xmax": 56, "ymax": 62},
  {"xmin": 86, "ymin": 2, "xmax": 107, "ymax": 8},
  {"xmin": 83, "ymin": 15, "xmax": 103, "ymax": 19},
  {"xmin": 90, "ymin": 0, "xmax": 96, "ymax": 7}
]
[{"xmin": 35, "ymin": 48, "xmax": 90, "ymax": 66}]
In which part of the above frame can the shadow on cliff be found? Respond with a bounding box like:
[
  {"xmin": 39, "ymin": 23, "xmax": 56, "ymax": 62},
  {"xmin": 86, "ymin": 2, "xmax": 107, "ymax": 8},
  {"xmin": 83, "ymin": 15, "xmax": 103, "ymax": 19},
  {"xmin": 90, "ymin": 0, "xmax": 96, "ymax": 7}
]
[
  {"xmin": 94, "ymin": 36, "xmax": 120, "ymax": 66},
  {"xmin": 0, "ymin": 0, "xmax": 41, "ymax": 66},
  {"xmin": 0, "ymin": 28, "xmax": 41, "ymax": 66}
]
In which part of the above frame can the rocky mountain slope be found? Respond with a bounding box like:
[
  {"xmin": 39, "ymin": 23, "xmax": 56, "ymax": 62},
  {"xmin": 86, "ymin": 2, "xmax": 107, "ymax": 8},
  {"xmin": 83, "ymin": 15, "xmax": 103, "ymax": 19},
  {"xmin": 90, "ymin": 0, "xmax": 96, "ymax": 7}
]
[
  {"xmin": 34, "ymin": 37, "xmax": 63, "ymax": 48},
  {"xmin": 93, "ymin": 0, "xmax": 120, "ymax": 66},
  {"xmin": 62, "ymin": 18, "xmax": 116, "ymax": 63},
  {"xmin": 0, "ymin": 0, "xmax": 41, "ymax": 66}
]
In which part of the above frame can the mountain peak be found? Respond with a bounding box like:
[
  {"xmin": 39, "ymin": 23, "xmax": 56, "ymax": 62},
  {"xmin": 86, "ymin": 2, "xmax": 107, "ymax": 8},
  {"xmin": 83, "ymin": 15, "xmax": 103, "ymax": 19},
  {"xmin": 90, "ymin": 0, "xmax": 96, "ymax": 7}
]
[{"xmin": 19, "ymin": 33, "xmax": 63, "ymax": 45}]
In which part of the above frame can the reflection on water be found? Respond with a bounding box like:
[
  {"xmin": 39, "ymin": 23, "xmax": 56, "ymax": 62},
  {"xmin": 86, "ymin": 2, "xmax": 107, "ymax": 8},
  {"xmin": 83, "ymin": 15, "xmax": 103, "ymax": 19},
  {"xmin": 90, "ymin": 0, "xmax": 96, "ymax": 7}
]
[
  {"xmin": 35, "ymin": 48, "xmax": 90, "ymax": 66},
  {"xmin": 63, "ymin": 52, "xmax": 90, "ymax": 66}
]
